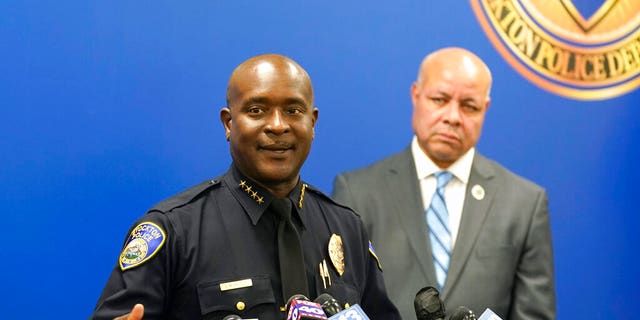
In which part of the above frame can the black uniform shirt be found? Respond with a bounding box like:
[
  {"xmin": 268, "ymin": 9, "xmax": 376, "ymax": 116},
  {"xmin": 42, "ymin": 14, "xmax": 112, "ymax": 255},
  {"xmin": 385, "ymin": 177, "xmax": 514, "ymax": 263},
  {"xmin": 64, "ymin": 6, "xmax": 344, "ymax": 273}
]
[{"xmin": 91, "ymin": 165, "xmax": 400, "ymax": 319}]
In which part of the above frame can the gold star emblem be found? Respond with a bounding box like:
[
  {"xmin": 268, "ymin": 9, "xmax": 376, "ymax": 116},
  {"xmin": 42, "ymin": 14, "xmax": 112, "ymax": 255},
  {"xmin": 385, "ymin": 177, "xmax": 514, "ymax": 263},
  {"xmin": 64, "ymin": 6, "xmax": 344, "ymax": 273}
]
[
  {"xmin": 239, "ymin": 180, "xmax": 247, "ymax": 188},
  {"xmin": 245, "ymin": 186, "xmax": 252, "ymax": 193},
  {"xmin": 251, "ymin": 191, "xmax": 258, "ymax": 199},
  {"xmin": 257, "ymin": 196, "xmax": 264, "ymax": 204}
]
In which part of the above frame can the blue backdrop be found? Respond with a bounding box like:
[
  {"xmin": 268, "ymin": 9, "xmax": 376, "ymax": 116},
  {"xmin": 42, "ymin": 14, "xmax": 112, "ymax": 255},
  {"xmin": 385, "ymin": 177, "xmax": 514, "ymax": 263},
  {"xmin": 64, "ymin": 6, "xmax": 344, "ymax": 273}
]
[{"xmin": 1, "ymin": 1, "xmax": 638, "ymax": 318}]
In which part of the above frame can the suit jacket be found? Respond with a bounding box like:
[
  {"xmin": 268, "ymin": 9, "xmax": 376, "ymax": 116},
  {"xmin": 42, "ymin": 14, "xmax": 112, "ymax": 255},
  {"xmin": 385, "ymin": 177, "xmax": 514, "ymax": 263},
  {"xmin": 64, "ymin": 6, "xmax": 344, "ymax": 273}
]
[{"xmin": 332, "ymin": 147, "xmax": 555, "ymax": 320}]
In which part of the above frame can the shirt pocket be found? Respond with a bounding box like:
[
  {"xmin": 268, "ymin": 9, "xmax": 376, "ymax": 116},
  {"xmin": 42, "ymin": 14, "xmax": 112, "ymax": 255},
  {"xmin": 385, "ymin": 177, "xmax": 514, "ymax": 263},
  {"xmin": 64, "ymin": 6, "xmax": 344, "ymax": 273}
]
[{"xmin": 197, "ymin": 275, "xmax": 276, "ymax": 317}]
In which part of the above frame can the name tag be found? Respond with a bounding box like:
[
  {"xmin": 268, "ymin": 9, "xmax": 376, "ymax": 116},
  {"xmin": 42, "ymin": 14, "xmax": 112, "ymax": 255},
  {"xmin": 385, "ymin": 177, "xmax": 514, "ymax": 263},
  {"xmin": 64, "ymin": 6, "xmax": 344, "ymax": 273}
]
[{"xmin": 220, "ymin": 278, "xmax": 253, "ymax": 291}]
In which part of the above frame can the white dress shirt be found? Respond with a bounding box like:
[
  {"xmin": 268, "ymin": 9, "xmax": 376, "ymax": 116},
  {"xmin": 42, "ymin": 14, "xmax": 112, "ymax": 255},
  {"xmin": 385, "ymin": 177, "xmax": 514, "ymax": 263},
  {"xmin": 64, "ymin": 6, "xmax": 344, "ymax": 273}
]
[{"xmin": 411, "ymin": 136, "xmax": 475, "ymax": 248}]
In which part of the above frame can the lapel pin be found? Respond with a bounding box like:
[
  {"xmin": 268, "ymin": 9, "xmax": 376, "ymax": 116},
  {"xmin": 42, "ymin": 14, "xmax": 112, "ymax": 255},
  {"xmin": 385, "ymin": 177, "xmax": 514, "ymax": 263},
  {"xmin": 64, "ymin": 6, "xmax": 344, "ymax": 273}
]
[{"xmin": 471, "ymin": 184, "xmax": 485, "ymax": 200}]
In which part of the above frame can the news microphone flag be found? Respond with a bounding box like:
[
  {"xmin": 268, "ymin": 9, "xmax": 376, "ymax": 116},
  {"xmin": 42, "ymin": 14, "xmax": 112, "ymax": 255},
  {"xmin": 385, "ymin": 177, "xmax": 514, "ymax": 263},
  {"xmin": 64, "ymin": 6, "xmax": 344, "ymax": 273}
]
[
  {"xmin": 478, "ymin": 308, "xmax": 503, "ymax": 320},
  {"xmin": 287, "ymin": 299, "xmax": 328, "ymax": 320},
  {"xmin": 328, "ymin": 304, "xmax": 370, "ymax": 320}
]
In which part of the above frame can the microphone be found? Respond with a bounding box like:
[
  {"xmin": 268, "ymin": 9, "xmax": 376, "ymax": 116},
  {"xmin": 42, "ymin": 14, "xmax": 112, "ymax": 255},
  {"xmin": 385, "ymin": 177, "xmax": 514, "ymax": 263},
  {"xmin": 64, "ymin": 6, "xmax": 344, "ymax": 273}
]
[
  {"xmin": 286, "ymin": 295, "xmax": 328, "ymax": 320},
  {"xmin": 314, "ymin": 293, "xmax": 343, "ymax": 316},
  {"xmin": 478, "ymin": 308, "xmax": 503, "ymax": 320},
  {"xmin": 287, "ymin": 294, "xmax": 311, "ymax": 310},
  {"xmin": 414, "ymin": 286, "xmax": 446, "ymax": 320},
  {"xmin": 327, "ymin": 304, "xmax": 370, "ymax": 320},
  {"xmin": 448, "ymin": 306, "xmax": 477, "ymax": 320}
]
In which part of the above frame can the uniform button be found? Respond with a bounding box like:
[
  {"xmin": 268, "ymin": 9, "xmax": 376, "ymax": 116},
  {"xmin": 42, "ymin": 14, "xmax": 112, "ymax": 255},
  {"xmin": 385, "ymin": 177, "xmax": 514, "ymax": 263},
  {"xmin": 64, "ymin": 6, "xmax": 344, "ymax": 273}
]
[{"xmin": 236, "ymin": 301, "xmax": 246, "ymax": 311}]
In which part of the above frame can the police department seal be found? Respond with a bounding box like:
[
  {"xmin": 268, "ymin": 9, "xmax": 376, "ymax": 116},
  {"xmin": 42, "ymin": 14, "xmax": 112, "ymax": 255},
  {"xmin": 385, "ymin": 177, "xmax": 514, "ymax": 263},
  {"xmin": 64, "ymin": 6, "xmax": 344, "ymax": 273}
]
[
  {"xmin": 119, "ymin": 222, "xmax": 166, "ymax": 270},
  {"xmin": 471, "ymin": 0, "xmax": 640, "ymax": 100}
]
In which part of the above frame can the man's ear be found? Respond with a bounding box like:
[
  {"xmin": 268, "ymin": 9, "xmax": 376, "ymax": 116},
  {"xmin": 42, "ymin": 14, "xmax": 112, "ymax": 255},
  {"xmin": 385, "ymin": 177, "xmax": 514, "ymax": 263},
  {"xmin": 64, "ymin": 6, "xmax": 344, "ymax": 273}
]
[
  {"xmin": 312, "ymin": 107, "xmax": 319, "ymax": 139},
  {"xmin": 220, "ymin": 107, "xmax": 232, "ymax": 141},
  {"xmin": 410, "ymin": 82, "xmax": 420, "ymax": 106}
]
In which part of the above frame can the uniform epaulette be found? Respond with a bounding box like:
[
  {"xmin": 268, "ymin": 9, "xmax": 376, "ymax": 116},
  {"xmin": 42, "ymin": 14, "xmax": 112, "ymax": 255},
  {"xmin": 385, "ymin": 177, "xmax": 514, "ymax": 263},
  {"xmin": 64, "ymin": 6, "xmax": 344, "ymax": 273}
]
[
  {"xmin": 304, "ymin": 184, "xmax": 361, "ymax": 217},
  {"xmin": 149, "ymin": 177, "xmax": 222, "ymax": 213}
]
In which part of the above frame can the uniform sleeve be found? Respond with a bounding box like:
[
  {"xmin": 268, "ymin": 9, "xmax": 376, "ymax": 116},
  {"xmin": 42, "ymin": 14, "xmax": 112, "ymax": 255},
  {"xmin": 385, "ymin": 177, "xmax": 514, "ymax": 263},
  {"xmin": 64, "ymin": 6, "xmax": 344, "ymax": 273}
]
[
  {"xmin": 509, "ymin": 191, "xmax": 556, "ymax": 320},
  {"xmin": 90, "ymin": 212, "xmax": 175, "ymax": 320},
  {"xmin": 357, "ymin": 220, "xmax": 402, "ymax": 319}
]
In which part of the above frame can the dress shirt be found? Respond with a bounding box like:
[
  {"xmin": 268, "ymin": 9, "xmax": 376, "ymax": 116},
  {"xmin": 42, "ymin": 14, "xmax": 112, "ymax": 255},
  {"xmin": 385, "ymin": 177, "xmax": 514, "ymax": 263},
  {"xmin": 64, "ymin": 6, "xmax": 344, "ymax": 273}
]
[{"xmin": 411, "ymin": 136, "xmax": 475, "ymax": 247}]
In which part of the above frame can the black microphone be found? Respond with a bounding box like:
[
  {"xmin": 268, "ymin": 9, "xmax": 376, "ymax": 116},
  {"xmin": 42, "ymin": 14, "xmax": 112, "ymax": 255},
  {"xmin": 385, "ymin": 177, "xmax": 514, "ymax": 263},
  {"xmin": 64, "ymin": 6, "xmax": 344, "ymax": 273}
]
[
  {"xmin": 448, "ymin": 306, "xmax": 477, "ymax": 320},
  {"xmin": 414, "ymin": 286, "xmax": 446, "ymax": 320},
  {"xmin": 222, "ymin": 315, "xmax": 242, "ymax": 320},
  {"xmin": 314, "ymin": 293, "xmax": 343, "ymax": 316}
]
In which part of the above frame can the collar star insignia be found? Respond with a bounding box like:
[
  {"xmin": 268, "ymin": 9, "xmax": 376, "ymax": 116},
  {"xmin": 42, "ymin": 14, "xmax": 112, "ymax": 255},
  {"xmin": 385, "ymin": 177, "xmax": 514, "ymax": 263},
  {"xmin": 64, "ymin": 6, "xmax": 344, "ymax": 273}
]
[{"xmin": 238, "ymin": 180, "xmax": 264, "ymax": 204}]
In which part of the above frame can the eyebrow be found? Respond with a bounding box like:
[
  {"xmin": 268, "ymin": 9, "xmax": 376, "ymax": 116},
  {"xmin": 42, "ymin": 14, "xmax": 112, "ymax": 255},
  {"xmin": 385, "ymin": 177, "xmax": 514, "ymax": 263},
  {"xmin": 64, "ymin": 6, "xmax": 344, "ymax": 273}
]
[{"xmin": 244, "ymin": 96, "xmax": 308, "ymax": 106}]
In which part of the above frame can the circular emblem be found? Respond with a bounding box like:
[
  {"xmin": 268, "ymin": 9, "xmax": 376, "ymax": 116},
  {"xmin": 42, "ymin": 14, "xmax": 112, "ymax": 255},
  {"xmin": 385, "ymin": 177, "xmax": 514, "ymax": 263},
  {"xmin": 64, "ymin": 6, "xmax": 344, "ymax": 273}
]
[
  {"xmin": 471, "ymin": 0, "xmax": 640, "ymax": 100},
  {"xmin": 471, "ymin": 184, "xmax": 486, "ymax": 200},
  {"xmin": 120, "ymin": 238, "xmax": 148, "ymax": 265}
]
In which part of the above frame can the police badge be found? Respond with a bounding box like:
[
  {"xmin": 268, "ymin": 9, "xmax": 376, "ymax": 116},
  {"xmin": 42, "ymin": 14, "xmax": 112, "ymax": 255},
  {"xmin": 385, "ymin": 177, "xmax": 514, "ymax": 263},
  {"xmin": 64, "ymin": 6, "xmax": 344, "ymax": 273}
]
[{"xmin": 328, "ymin": 234, "xmax": 345, "ymax": 276}]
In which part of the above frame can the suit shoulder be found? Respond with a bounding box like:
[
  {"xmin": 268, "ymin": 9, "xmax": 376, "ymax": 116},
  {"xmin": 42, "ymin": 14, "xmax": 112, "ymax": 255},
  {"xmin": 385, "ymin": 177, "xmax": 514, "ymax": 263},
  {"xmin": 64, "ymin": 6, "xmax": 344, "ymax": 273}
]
[
  {"xmin": 477, "ymin": 154, "xmax": 546, "ymax": 194},
  {"xmin": 305, "ymin": 184, "xmax": 361, "ymax": 218},
  {"xmin": 336, "ymin": 149, "xmax": 409, "ymax": 182},
  {"xmin": 149, "ymin": 177, "xmax": 222, "ymax": 213}
]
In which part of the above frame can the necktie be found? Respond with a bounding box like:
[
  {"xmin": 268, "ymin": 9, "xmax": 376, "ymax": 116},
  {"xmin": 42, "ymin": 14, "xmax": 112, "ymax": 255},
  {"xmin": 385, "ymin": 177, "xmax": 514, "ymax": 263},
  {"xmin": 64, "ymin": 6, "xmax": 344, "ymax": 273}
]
[
  {"xmin": 426, "ymin": 171, "xmax": 453, "ymax": 290},
  {"xmin": 270, "ymin": 198, "xmax": 309, "ymax": 302}
]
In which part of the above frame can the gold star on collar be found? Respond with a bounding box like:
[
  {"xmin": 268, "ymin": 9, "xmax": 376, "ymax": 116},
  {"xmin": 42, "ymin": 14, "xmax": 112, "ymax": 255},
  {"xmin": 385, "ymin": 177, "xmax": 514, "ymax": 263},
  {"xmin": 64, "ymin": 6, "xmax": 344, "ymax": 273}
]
[{"xmin": 239, "ymin": 180, "xmax": 264, "ymax": 204}]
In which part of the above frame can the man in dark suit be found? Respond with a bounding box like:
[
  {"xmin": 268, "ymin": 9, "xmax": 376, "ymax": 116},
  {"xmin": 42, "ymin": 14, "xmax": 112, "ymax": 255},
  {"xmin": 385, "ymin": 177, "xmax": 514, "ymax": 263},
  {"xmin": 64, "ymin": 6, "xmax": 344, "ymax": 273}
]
[{"xmin": 333, "ymin": 47, "xmax": 555, "ymax": 320}]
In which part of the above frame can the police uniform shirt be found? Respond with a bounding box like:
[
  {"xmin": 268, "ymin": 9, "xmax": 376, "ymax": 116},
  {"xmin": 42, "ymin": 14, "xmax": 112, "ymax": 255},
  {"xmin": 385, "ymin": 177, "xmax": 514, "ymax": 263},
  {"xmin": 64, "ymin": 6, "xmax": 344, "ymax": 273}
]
[{"xmin": 91, "ymin": 165, "xmax": 400, "ymax": 320}]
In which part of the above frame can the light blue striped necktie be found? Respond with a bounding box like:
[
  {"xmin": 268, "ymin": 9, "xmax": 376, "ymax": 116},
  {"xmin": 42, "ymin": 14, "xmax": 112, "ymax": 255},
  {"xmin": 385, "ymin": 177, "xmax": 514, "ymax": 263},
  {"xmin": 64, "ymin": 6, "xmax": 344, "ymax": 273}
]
[{"xmin": 426, "ymin": 171, "xmax": 453, "ymax": 290}]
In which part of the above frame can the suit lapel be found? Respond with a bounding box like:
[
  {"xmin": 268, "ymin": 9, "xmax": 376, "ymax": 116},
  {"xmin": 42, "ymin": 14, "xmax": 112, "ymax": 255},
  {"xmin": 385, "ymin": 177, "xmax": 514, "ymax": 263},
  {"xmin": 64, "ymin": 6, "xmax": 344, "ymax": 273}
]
[
  {"xmin": 443, "ymin": 153, "xmax": 496, "ymax": 299},
  {"xmin": 385, "ymin": 148, "xmax": 438, "ymax": 285}
]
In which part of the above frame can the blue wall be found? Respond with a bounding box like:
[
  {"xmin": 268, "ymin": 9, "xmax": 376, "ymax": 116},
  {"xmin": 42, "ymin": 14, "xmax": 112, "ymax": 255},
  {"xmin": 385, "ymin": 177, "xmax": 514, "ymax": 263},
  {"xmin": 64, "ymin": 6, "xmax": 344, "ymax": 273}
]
[{"xmin": 1, "ymin": 1, "xmax": 638, "ymax": 318}]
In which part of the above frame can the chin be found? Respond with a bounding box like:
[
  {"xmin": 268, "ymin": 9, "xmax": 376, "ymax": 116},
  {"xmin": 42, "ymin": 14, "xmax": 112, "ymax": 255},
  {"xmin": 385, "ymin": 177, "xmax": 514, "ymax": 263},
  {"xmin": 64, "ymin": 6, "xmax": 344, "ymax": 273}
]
[{"xmin": 259, "ymin": 167, "xmax": 297, "ymax": 183}]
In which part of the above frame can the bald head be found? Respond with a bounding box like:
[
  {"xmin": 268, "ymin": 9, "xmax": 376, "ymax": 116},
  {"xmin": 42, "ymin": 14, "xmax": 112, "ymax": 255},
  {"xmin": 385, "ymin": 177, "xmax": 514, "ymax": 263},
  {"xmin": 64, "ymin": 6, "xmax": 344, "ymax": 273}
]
[
  {"xmin": 226, "ymin": 54, "xmax": 313, "ymax": 107},
  {"xmin": 416, "ymin": 47, "xmax": 492, "ymax": 99}
]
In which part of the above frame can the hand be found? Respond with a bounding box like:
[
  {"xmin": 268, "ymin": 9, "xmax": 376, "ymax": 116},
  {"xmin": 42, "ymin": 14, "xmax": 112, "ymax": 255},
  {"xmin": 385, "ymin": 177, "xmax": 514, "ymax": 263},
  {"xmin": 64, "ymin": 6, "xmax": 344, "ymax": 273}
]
[{"xmin": 113, "ymin": 304, "xmax": 144, "ymax": 320}]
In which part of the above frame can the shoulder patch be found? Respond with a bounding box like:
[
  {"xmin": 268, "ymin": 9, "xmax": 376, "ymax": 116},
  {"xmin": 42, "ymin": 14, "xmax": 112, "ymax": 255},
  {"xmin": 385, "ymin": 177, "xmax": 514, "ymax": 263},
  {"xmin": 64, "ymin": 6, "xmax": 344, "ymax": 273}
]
[
  {"xmin": 119, "ymin": 222, "xmax": 166, "ymax": 271},
  {"xmin": 369, "ymin": 241, "xmax": 383, "ymax": 271}
]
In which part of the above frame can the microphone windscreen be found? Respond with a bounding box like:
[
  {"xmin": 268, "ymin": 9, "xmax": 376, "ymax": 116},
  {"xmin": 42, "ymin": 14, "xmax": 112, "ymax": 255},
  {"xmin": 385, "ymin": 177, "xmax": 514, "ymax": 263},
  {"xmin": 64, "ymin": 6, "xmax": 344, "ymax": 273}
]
[
  {"xmin": 414, "ymin": 286, "xmax": 446, "ymax": 320},
  {"xmin": 448, "ymin": 306, "xmax": 477, "ymax": 320},
  {"xmin": 314, "ymin": 293, "xmax": 343, "ymax": 316}
]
